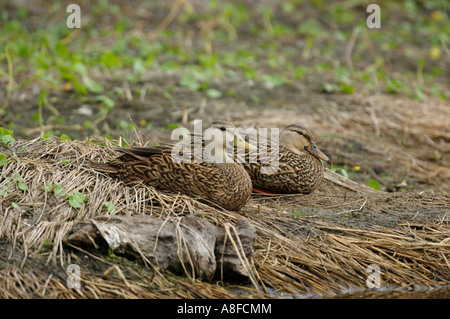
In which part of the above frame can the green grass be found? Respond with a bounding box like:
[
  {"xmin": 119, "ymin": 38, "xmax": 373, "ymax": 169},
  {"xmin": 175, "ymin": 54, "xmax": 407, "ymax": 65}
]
[{"xmin": 0, "ymin": 1, "xmax": 448, "ymax": 138}]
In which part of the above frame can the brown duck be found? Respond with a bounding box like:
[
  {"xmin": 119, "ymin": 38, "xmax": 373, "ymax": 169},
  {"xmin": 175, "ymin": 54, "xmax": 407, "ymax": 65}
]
[
  {"xmin": 90, "ymin": 121, "xmax": 256, "ymax": 211},
  {"xmin": 237, "ymin": 123, "xmax": 329, "ymax": 195}
]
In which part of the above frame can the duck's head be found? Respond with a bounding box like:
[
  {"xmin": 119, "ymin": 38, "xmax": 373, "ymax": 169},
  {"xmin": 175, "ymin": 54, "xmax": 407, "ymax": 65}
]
[
  {"xmin": 280, "ymin": 123, "xmax": 329, "ymax": 162},
  {"xmin": 208, "ymin": 120, "xmax": 258, "ymax": 151}
]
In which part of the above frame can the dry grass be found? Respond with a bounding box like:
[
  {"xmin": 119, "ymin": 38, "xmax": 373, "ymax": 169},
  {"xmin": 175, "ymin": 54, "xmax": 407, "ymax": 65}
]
[{"xmin": 0, "ymin": 131, "xmax": 449, "ymax": 299}]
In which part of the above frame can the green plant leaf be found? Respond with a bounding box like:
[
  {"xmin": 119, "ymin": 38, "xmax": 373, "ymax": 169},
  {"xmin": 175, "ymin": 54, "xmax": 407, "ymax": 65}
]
[
  {"xmin": 340, "ymin": 83, "xmax": 355, "ymax": 94},
  {"xmin": 69, "ymin": 190, "xmax": 86, "ymax": 209},
  {"xmin": 293, "ymin": 66, "xmax": 307, "ymax": 80},
  {"xmin": 322, "ymin": 83, "xmax": 338, "ymax": 93},
  {"xmin": 0, "ymin": 134, "xmax": 14, "ymax": 146},
  {"xmin": 96, "ymin": 95, "xmax": 115, "ymax": 111},
  {"xmin": 82, "ymin": 75, "xmax": 104, "ymax": 94},
  {"xmin": 161, "ymin": 60, "xmax": 179, "ymax": 70},
  {"xmin": 83, "ymin": 121, "xmax": 92, "ymax": 129},
  {"xmin": 386, "ymin": 78, "xmax": 406, "ymax": 94},
  {"xmin": 0, "ymin": 128, "xmax": 15, "ymax": 147},
  {"xmin": 132, "ymin": 59, "xmax": 146, "ymax": 75},
  {"xmin": 69, "ymin": 198, "xmax": 82, "ymax": 209},
  {"xmin": 261, "ymin": 74, "xmax": 285, "ymax": 88},
  {"xmin": 60, "ymin": 133, "xmax": 71, "ymax": 141},
  {"xmin": 206, "ymin": 88, "xmax": 222, "ymax": 99},
  {"xmin": 11, "ymin": 202, "xmax": 20, "ymax": 209},
  {"xmin": 180, "ymin": 74, "xmax": 200, "ymax": 91},
  {"xmin": 0, "ymin": 154, "xmax": 7, "ymax": 166},
  {"xmin": 43, "ymin": 183, "xmax": 53, "ymax": 192},
  {"xmin": 369, "ymin": 179, "xmax": 380, "ymax": 190},
  {"xmin": 104, "ymin": 202, "xmax": 116, "ymax": 214},
  {"xmin": 72, "ymin": 190, "xmax": 86, "ymax": 202},
  {"xmin": 17, "ymin": 179, "xmax": 27, "ymax": 191},
  {"xmin": 100, "ymin": 51, "xmax": 121, "ymax": 68},
  {"xmin": 73, "ymin": 62, "xmax": 87, "ymax": 75},
  {"xmin": 167, "ymin": 123, "xmax": 179, "ymax": 129},
  {"xmin": 53, "ymin": 183, "xmax": 67, "ymax": 196}
]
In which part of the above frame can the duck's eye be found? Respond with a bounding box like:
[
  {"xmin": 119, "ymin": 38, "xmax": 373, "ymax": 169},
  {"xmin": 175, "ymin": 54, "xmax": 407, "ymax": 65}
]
[{"xmin": 219, "ymin": 127, "xmax": 226, "ymax": 131}]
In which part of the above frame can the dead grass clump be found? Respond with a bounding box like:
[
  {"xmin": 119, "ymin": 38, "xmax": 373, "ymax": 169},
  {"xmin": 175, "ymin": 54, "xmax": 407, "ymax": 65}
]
[{"xmin": 0, "ymin": 136, "xmax": 449, "ymax": 298}]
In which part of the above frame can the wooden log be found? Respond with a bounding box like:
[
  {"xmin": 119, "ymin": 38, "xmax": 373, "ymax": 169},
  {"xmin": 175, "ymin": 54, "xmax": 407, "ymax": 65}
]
[
  {"xmin": 64, "ymin": 214, "xmax": 256, "ymax": 281},
  {"xmin": 215, "ymin": 219, "xmax": 256, "ymax": 279}
]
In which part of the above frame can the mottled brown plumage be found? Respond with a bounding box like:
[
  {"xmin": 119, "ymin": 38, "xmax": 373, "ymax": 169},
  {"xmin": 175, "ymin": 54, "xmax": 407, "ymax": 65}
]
[
  {"xmin": 236, "ymin": 123, "xmax": 329, "ymax": 194},
  {"xmin": 90, "ymin": 122, "xmax": 255, "ymax": 211}
]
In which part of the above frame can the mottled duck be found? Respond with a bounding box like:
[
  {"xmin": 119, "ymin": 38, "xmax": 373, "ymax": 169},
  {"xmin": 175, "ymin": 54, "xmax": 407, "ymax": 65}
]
[{"xmin": 90, "ymin": 121, "xmax": 256, "ymax": 211}]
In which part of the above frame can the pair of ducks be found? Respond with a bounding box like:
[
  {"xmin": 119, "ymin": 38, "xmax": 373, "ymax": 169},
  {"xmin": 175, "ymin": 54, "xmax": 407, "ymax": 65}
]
[{"xmin": 91, "ymin": 121, "xmax": 329, "ymax": 211}]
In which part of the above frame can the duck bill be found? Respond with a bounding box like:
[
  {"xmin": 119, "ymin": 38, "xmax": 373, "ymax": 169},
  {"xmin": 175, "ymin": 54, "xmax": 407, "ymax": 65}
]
[
  {"xmin": 234, "ymin": 134, "xmax": 258, "ymax": 150},
  {"xmin": 306, "ymin": 143, "xmax": 329, "ymax": 161}
]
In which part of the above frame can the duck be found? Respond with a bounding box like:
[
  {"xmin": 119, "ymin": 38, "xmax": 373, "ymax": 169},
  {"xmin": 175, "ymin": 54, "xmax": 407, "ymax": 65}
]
[
  {"xmin": 90, "ymin": 121, "xmax": 256, "ymax": 211},
  {"xmin": 235, "ymin": 123, "xmax": 329, "ymax": 195}
]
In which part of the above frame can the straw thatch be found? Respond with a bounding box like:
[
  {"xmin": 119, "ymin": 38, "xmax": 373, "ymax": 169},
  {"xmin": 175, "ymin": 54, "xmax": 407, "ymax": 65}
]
[{"xmin": 0, "ymin": 134, "xmax": 449, "ymax": 298}]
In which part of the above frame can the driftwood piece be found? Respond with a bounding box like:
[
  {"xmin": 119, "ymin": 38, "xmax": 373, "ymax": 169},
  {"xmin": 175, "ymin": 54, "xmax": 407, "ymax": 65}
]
[
  {"xmin": 215, "ymin": 219, "xmax": 256, "ymax": 279},
  {"xmin": 64, "ymin": 214, "xmax": 256, "ymax": 280},
  {"xmin": 324, "ymin": 169, "xmax": 384, "ymax": 193}
]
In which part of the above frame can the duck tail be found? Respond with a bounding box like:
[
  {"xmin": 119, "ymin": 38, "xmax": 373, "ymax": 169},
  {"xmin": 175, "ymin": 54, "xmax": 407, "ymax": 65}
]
[{"xmin": 88, "ymin": 160, "xmax": 119, "ymax": 174}]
